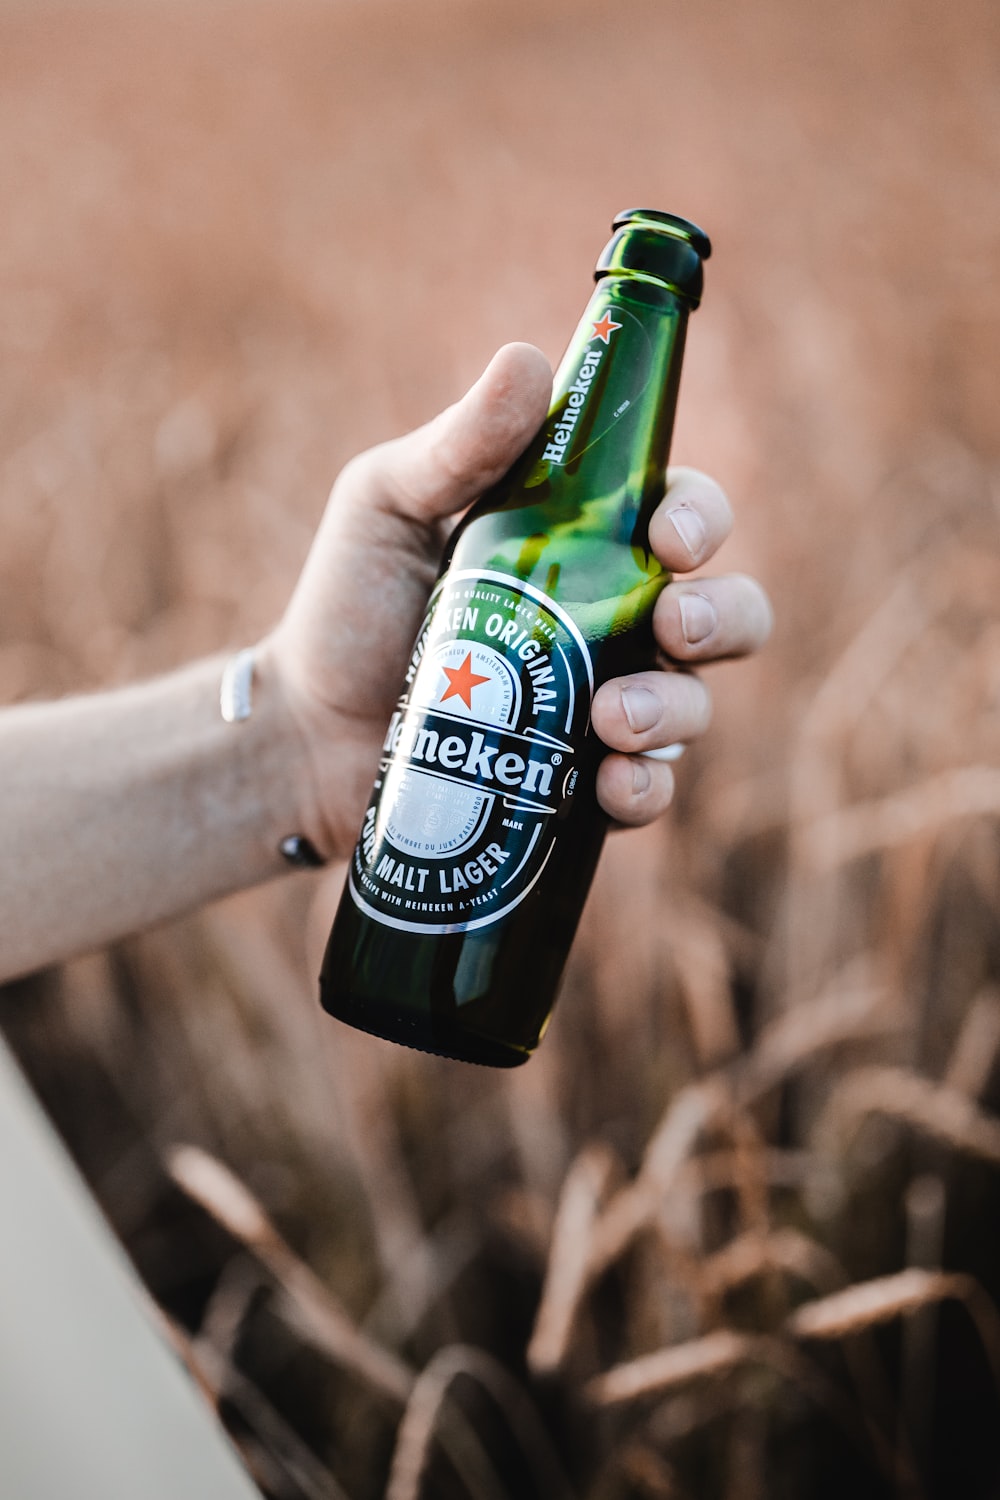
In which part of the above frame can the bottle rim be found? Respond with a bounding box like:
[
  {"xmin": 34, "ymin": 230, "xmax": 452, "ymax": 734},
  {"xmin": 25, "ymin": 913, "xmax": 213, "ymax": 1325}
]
[
  {"xmin": 595, "ymin": 211, "xmax": 711, "ymax": 308},
  {"xmin": 611, "ymin": 209, "xmax": 712, "ymax": 261}
]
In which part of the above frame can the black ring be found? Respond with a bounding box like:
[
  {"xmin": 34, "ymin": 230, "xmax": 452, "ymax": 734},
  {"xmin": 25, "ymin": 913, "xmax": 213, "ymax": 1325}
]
[{"xmin": 278, "ymin": 835, "xmax": 326, "ymax": 869}]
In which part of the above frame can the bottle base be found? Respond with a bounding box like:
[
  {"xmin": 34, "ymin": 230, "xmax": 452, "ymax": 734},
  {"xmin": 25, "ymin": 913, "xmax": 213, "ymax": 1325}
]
[{"xmin": 320, "ymin": 987, "xmax": 533, "ymax": 1068}]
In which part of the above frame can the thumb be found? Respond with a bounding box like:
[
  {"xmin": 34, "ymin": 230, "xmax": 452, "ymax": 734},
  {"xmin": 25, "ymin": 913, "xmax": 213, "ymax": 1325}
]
[{"xmin": 360, "ymin": 343, "xmax": 553, "ymax": 524}]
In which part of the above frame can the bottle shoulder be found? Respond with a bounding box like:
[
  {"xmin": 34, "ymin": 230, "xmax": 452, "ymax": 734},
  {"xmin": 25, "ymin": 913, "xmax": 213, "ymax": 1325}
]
[{"xmin": 446, "ymin": 505, "xmax": 666, "ymax": 648}]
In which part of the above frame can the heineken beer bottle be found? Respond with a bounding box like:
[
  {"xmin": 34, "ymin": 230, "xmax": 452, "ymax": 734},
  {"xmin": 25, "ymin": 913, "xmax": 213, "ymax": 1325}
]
[{"xmin": 321, "ymin": 210, "xmax": 711, "ymax": 1065}]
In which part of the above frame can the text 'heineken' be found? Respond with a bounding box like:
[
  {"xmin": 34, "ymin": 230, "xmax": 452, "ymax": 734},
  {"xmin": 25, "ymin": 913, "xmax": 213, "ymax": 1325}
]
[{"xmin": 321, "ymin": 210, "xmax": 711, "ymax": 1065}]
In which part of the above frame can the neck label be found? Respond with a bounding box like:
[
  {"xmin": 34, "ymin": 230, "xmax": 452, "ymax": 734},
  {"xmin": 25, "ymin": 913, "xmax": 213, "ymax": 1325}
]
[{"xmin": 537, "ymin": 300, "xmax": 653, "ymax": 471}]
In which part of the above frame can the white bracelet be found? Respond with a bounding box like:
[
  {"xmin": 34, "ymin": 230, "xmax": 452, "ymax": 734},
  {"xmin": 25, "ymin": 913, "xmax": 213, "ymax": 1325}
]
[
  {"xmin": 220, "ymin": 648, "xmax": 255, "ymax": 723},
  {"xmin": 220, "ymin": 648, "xmax": 326, "ymax": 868}
]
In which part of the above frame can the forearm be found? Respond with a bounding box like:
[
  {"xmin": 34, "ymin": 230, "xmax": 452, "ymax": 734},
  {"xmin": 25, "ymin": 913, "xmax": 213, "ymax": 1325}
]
[{"xmin": 0, "ymin": 648, "xmax": 310, "ymax": 983}]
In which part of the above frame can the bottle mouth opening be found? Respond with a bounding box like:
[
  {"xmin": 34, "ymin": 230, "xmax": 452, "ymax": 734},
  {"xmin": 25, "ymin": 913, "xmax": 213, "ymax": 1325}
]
[{"xmin": 595, "ymin": 210, "xmax": 711, "ymax": 308}]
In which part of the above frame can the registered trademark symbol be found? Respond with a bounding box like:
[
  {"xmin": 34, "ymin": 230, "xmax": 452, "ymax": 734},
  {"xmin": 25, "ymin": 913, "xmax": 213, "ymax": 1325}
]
[{"xmin": 551, "ymin": 753, "xmax": 562, "ymax": 765}]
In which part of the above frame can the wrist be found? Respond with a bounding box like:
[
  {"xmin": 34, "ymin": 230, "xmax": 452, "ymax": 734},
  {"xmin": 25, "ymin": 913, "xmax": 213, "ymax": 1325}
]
[{"xmin": 250, "ymin": 634, "xmax": 337, "ymax": 864}]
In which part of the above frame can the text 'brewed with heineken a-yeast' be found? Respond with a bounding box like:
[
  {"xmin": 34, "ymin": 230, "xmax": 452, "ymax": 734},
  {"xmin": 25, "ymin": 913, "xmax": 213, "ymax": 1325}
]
[{"xmin": 321, "ymin": 209, "xmax": 711, "ymax": 1066}]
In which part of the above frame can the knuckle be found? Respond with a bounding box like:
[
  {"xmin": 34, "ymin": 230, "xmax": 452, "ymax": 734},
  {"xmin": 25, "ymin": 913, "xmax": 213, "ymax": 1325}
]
[{"xmin": 667, "ymin": 665, "xmax": 710, "ymax": 712}]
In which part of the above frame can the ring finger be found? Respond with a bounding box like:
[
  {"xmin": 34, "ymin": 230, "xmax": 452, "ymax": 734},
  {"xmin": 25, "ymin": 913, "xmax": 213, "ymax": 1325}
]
[{"xmin": 591, "ymin": 667, "xmax": 712, "ymax": 758}]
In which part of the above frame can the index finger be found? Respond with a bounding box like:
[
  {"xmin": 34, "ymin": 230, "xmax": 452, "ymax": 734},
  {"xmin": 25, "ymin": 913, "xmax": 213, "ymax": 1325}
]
[{"xmin": 648, "ymin": 467, "xmax": 734, "ymax": 574}]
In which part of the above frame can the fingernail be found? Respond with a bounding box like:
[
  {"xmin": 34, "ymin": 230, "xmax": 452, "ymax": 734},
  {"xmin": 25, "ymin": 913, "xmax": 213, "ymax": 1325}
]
[
  {"xmin": 621, "ymin": 683, "xmax": 661, "ymax": 733},
  {"xmin": 631, "ymin": 758, "xmax": 652, "ymax": 796},
  {"xmin": 642, "ymin": 742, "xmax": 686, "ymax": 763},
  {"xmin": 668, "ymin": 505, "xmax": 707, "ymax": 561},
  {"xmin": 679, "ymin": 591, "xmax": 717, "ymax": 645}
]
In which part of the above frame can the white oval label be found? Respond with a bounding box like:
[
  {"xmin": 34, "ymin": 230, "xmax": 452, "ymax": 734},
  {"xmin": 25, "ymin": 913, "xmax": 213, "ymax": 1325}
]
[{"xmin": 348, "ymin": 570, "xmax": 594, "ymax": 935}]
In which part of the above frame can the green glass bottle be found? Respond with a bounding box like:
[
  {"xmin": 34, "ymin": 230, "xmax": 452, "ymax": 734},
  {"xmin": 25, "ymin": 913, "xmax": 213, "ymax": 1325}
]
[{"xmin": 320, "ymin": 210, "xmax": 711, "ymax": 1066}]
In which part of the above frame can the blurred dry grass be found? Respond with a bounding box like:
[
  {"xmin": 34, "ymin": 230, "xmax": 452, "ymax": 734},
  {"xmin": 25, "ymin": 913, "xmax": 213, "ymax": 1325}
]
[{"xmin": 2, "ymin": 0, "xmax": 1000, "ymax": 1495}]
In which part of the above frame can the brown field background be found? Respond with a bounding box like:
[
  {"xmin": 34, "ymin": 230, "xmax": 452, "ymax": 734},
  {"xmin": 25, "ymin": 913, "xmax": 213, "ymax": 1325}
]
[{"xmin": 2, "ymin": 0, "xmax": 1000, "ymax": 1496}]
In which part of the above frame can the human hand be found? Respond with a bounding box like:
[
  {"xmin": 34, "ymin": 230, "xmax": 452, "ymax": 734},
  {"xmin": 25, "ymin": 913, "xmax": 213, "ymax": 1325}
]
[
  {"xmin": 590, "ymin": 462, "xmax": 773, "ymax": 825},
  {"xmin": 261, "ymin": 344, "xmax": 772, "ymax": 859}
]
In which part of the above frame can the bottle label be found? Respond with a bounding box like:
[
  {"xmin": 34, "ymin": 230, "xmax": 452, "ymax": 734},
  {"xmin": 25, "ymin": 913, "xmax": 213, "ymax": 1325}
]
[{"xmin": 348, "ymin": 570, "xmax": 595, "ymax": 935}]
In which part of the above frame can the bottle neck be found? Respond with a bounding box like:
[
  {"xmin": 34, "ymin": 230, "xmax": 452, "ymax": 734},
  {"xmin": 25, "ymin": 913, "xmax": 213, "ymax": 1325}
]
[
  {"xmin": 595, "ymin": 270, "xmax": 694, "ymax": 312},
  {"xmin": 542, "ymin": 274, "xmax": 690, "ymax": 498},
  {"xmin": 443, "ymin": 267, "xmax": 696, "ymax": 632}
]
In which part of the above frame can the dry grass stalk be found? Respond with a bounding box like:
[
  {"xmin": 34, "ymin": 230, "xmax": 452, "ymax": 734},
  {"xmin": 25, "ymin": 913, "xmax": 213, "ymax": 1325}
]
[
  {"xmin": 585, "ymin": 1180, "xmax": 662, "ymax": 1288},
  {"xmin": 787, "ymin": 1267, "xmax": 982, "ymax": 1338},
  {"xmin": 119, "ymin": 1239, "xmax": 361, "ymax": 1499},
  {"xmin": 794, "ymin": 570, "xmax": 931, "ymax": 759},
  {"xmin": 587, "ymin": 1332, "xmax": 900, "ymax": 1482},
  {"xmin": 813, "ymin": 1066, "xmax": 1000, "ymax": 1167},
  {"xmin": 787, "ymin": 1269, "xmax": 1000, "ymax": 1394},
  {"xmin": 877, "ymin": 835, "xmax": 941, "ymax": 999},
  {"xmin": 735, "ymin": 967, "xmax": 897, "ymax": 1105},
  {"xmin": 616, "ymin": 1442, "xmax": 684, "ymax": 1499},
  {"xmin": 584, "ymin": 1089, "xmax": 799, "ymax": 1310},
  {"xmin": 668, "ymin": 900, "xmax": 742, "ymax": 1067},
  {"xmin": 904, "ymin": 1176, "xmax": 946, "ymax": 1272},
  {"xmin": 188, "ymin": 1337, "xmax": 356, "ymax": 1500},
  {"xmin": 385, "ymin": 1344, "xmax": 577, "ymax": 1500},
  {"xmin": 503, "ymin": 1042, "xmax": 572, "ymax": 1202},
  {"xmin": 167, "ymin": 1145, "xmax": 414, "ymax": 1405},
  {"xmin": 153, "ymin": 1305, "xmax": 226, "ymax": 1415},
  {"xmin": 583, "ymin": 1143, "xmax": 814, "ymax": 1298},
  {"xmin": 783, "ymin": 569, "xmax": 934, "ymax": 1000},
  {"xmin": 750, "ymin": 1336, "xmax": 908, "ymax": 1489},
  {"xmin": 899, "ymin": 1179, "xmax": 947, "ymax": 1477},
  {"xmin": 803, "ymin": 766, "xmax": 1000, "ymax": 871},
  {"xmin": 197, "ymin": 1255, "xmax": 265, "ymax": 1364},
  {"xmin": 527, "ymin": 1140, "xmax": 621, "ymax": 1376},
  {"xmin": 785, "ymin": 538, "xmax": 991, "ymax": 841},
  {"xmin": 386, "ymin": 1374, "xmax": 510, "ymax": 1500},
  {"xmin": 648, "ymin": 1383, "xmax": 744, "ymax": 1448},
  {"xmin": 675, "ymin": 1148, "xmax": 812, "ymax": 1196},
  {"xmin": 944, "ymin": 986, "xmax": 1000, "ymax": 1099},
  {"xmin": 363, "ymin": 1210, "xmax": 482, "ymax": 1346},
  {"xmin": 642, "ymin": 1079, "xmax": 731, "ymax": 1189},
  {"xmin": 585, "ymin": 1329, "xmax": 755, "ymax": 1407},
  {"xmin": 675, "ymin": 1226, "xmax": 901, "ymax": 1458},
  {"xmin": 700, "ymin": 1228, "xmax": 845, "ymax": 1302},
  {"xmin": 169, "ymin": 1145, "xmax": 281, "ymax": 1248},
  {"xmin": 780, "ymin": 551, "xmax": 969, "ymax": 1003},
  {"xmin": 308, "ymin": 1015, "xmax": 444, "ymax": 1343},
  {"xmin": 582, "ymin": 1081, "xmax": 726, "ymax": 1287},
  {"xmin": 645, "ymin": 1224, "xmax": 710, "ymax": 1334},
  {"xmin": 156, "ymin": 1309, "xmax": 356, "ymax": 1500},
  {"xmin": 722, "ymin": 1408, "xmax": 768, "ymax": 1500},
  {"xmin": 721, "ymin": 1106, "xmax": 771, "ymax": 1238},
  {"xmin": 198, "ymin": 908, "xmax": 348, "ymax": 1160},
  {"xmin": 488, "ymin": 1185, "xmax": 553, "ymax": 1260}
]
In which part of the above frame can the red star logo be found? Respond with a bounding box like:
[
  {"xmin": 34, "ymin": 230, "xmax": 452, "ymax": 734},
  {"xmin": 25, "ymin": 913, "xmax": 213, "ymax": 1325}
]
[
  {"xmin": 590, "ymin": 312, "xmax": 623, "ymax": 344},
  {"xmin": 439, "ymin": 652, "xmax": 490, "ymax": 709}
]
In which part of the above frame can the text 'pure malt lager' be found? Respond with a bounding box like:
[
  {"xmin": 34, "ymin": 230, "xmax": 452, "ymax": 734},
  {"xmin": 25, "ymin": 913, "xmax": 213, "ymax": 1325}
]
[{"xmin": 320, "ymin": 209, "xmax": 711, "ymax": 1066}]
